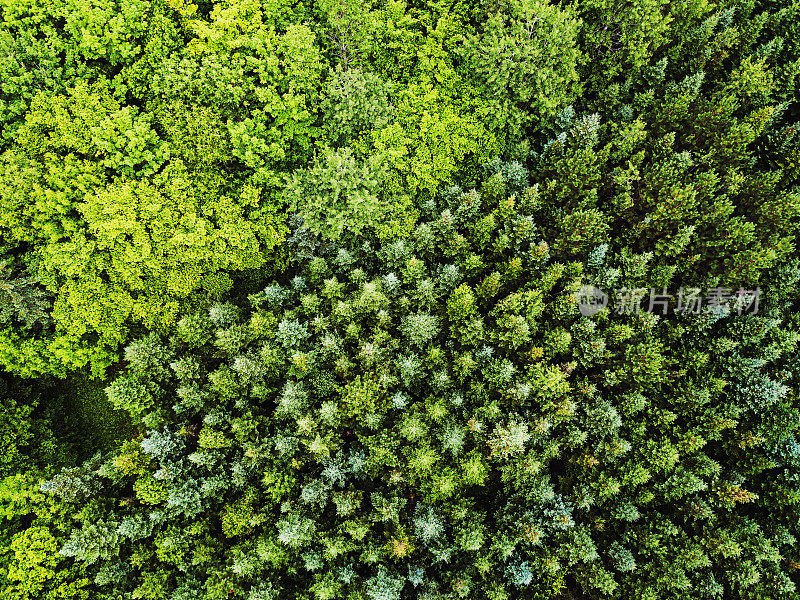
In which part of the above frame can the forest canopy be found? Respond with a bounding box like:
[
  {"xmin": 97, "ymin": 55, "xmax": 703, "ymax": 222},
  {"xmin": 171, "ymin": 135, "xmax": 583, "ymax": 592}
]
[{"xmin": 1, "ymin": 0, "xmax": 799, "ymax": 599}]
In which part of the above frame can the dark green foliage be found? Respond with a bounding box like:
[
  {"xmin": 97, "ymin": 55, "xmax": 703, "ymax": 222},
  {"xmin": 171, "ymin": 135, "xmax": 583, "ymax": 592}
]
[
  {"xmin": 0, "ymin": 259, "xmax": 53, "ymax": 331},
  {"xmin": 0, "ymin": 372, "xmax": 120, "ymax": 478}
]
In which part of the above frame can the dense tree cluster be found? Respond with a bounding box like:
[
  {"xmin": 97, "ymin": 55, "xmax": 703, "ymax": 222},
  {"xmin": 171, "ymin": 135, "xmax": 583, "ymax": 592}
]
[{"xmin": 1, "ymin": 0, "xmax": 799, "ymax": 598}]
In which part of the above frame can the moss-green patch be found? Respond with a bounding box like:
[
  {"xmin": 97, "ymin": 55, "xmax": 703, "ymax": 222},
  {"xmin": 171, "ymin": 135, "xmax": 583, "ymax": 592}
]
[
  {"xmin": 53, "ymin": 372, "xmax": 135, "ymax": 458},
  {"xmin": 0, "ymin": 368, "xmax": 134, "ymax": 475}
]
